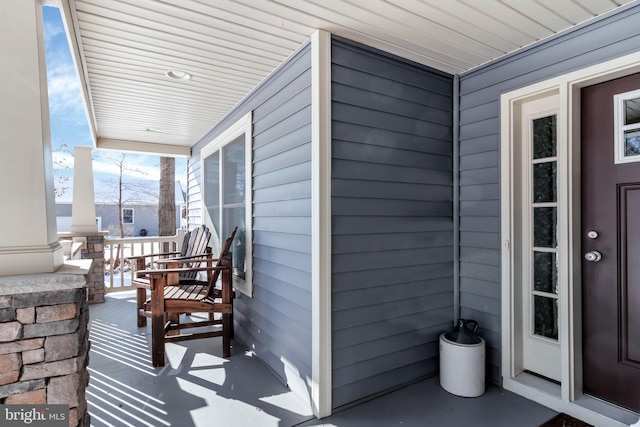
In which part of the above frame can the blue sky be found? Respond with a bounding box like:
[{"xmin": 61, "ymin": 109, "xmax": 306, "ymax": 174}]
[{"xmin": 43, "ymin": 6, "xmax": 187, "ymax": 203}]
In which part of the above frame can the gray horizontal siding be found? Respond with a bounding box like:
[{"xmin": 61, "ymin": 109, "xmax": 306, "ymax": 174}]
[
  {"xmin": 94, "ymin": 204, "xmax": 172, "ymax": 237},
  {"xmin": 57, "ymin": 202, "xmax": 177, "ymax": 236},
  {"xmin": 55, "ymin": 203, "xmax": 72, "ymax": 216},
  {"xmin": 331, "ymin": 37, "xmax": 454, "ymax": 408},
  {"xmin": 457, "ymin": 2, "xmax": 640, "ymax": 384},
  {"xmin": 188, "ymin": 42, "xmax": 313, "ymax": 401}
]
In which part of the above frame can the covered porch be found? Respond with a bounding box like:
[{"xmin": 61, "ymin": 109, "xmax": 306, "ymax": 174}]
[
  {"xmin": 5, "ymin": 1, "xmax": 640, "ymax": 426},
  {"xmin": 88, "ymin": 291, "xmax": 558, "ymax": 427}
]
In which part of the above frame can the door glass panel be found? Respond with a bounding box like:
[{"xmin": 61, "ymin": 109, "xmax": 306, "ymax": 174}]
[
  {"xmin": 534, "ymin": 252, "xmax": 558, "ymax": 294},
  {"xmin": 533, "ymin": 207, "xmax": 557, "ymax": 247},
  {"xmin": 624, "ymin": 130, "xmax": 640, "ymax": 156},
  {"xmin": 533, "ymin": 162, "xmax": 557, "ymax": 203},
  {"xmin": 615, "ymin": 92, "xmax": 640, "ymax": 164},
  {"xmin": 531, "ymin": 112, "xmax": 558, "ymax": 342},
  {"xmin": 533, "ymin": 115, "xmax": 557, "ymax": 159},
  {"xmin": 534, "ymin": 296, "xmax": 558, "ymax": 340},
  {"xmin": 624, "ymin": 97, "xmax": 640, "ymax": 125}
]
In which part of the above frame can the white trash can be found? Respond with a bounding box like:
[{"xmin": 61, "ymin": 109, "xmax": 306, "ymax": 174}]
[{"xmin": 439, "ymin": 319, "xmax": 485, "ymax": 397}]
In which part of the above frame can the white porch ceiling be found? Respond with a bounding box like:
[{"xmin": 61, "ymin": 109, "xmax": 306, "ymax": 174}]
[{"xmin": 63, "ymin": 0, "xmax": 636, "ymax": 154}]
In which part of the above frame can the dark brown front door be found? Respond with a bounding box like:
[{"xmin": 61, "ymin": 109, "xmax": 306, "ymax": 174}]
[{"xmin": 582, "ymin": 73, "xmax": 640, "ymax": 412}]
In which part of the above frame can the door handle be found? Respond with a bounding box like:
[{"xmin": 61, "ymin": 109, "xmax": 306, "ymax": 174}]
[{"xmin": 584, "ymin": 251, "xmax": 602, "ymax": 262}]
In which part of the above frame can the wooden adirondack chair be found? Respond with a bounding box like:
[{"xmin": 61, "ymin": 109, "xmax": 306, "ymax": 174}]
[
  {"xmin": 128, "ymin": 225, "xmax": 212, "ymax": 327},
  {"xmin": 145, "ymin": 227, "xmax": 237, "ymax": 367}
]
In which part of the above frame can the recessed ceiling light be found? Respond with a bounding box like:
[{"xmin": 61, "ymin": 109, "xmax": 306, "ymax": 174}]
[{"xmin": 165, "ymin": 70, "xmax": 192, "ymax": 80}]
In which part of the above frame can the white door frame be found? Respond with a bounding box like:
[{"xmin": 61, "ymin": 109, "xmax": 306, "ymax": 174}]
[{"xmin": 500, "ymin": 51, "xmax": 640, "ymax": 427}]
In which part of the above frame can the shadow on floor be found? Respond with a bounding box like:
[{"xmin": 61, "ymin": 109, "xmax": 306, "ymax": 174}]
[
  {"xmin": 88, "ymin": 292, "xmax": 557, "ymax": 427},
  {"xmin": 87, "ymin": 291, "xmax": 314, "ymax": 427}
]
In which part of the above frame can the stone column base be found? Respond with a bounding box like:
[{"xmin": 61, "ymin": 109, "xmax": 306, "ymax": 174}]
[{"xmin": 0, "ymin": 262, "xmax": 91, "ymax": 426}]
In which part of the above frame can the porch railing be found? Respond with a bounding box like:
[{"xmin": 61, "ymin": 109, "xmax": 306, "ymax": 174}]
[{"xmin": 103, "ymin": 230, "xmax": 185, "ymax": 292}]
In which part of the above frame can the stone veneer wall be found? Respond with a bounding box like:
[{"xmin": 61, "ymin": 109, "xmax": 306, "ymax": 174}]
[
  {"xmin": 0, "ymin": 263, "xmax": 91, "ymax": 427},
  {"xmin": 81, "ymin": 233, "xmax": 106, "ymax": 304}
]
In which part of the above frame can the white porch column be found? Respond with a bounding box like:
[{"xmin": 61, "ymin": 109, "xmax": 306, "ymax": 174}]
[
  {"xmin": 0, "ymin": 0, "xmax": 63, "ymax": 275},
  {"xmin": 70, "ymin": 146, "xmax": 97, "ymax": 233}
]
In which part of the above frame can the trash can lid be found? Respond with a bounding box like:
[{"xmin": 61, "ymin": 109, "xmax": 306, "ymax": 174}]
[{"xmin": 444, "ymin": 319, "xmax": 482, "ymax": 344}]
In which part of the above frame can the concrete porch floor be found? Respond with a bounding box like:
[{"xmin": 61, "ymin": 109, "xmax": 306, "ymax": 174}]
[{"xmin": 87, "ymin": 291, "xmax": 558, "ymax": 427}]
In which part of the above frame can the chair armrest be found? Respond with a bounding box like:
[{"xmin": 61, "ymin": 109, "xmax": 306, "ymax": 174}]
[
  {"xmin": 145, "ymin": 265, "xmax": 229, "ymax": 276},
  {"xmin": 156, "ymin": 252, "xmax": 213, "ymax": 265},
  {"xmin": 127, "ymin": 251, "xmax": 181, "ymax": 262},
  {"xmin": 145, "ymin": 265, "xmax": 230, "ymax": 289}
]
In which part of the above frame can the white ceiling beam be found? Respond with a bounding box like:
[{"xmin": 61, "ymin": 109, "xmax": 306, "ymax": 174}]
[{"xmin": 96, "ymin": 138, "xmax": 190, "ymax": 157}]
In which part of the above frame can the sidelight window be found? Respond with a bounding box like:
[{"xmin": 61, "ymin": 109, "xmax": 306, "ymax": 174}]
[{"xmin": 531, "ymin": 114, "xmax": 559, "ymax": 341}]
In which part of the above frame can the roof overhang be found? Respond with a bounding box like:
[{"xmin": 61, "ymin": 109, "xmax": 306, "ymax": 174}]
[{"xmin": 56, "ymin": 0, "xmax": 636, "ymax": 155}]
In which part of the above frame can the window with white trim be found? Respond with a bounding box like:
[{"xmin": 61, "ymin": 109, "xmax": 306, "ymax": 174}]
[
  {"xmin": 201, "ymin": 112, "xmax": 253, "ymax": 297},
  {"xmin": 122, "ymin": 208, "xmax": 134, "ymax": 224}
]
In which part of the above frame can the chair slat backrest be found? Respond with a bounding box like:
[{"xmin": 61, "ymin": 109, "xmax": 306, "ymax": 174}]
[
  {"xmin": 204, "ymin": 227, "xmax": 238, "ymax": 300},
  {"xmin": 183, "ymin": 225, "xmax": 211, "ymax": 257},
  {"xmin": 178, "ymin": 231, "xmax": 191, "ymax": 257},
  {"xmin": 179, "ymin": 225, "xmax": 212, "ymax": 280}
]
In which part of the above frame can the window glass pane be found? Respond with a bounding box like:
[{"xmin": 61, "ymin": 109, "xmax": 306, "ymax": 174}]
[
  {"xmin": 533, "ymin": 162, "xmax": 557, "ymax": 203},
  {"xmin": 624, "ymin": 129, "xmax": 640, "ymax": 157},
  {"xmin": 533, "ymin": 207, "xmax": 557, "ymax": 248},
  {"xmin": 123, "ymin": 209, "xmax": 133, "ymax": 224},
  {"xmin": 624, "ymin": 97, "xmax": 640, "ymax": 125},
  {"xmin": 223, "ymin": 136, "xmax": 245, "ymax": 205},
  {"xmin": 534, "ymin": 296, "xmax": 558, "ymax": 340},
  {"xmin": 533, "ymin": 115, "xmax": 557, "ymax": 159},
  {"xmin": 203, "ymin": 151, "xmax": 220, "ymax": 235},
  {"xmin": 224, "ymin": 207, "xmax": 245, "ymax": 279},
  {"xmin": 534, "ymin": 252, "xmax": 558, "ymax": 294}
]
